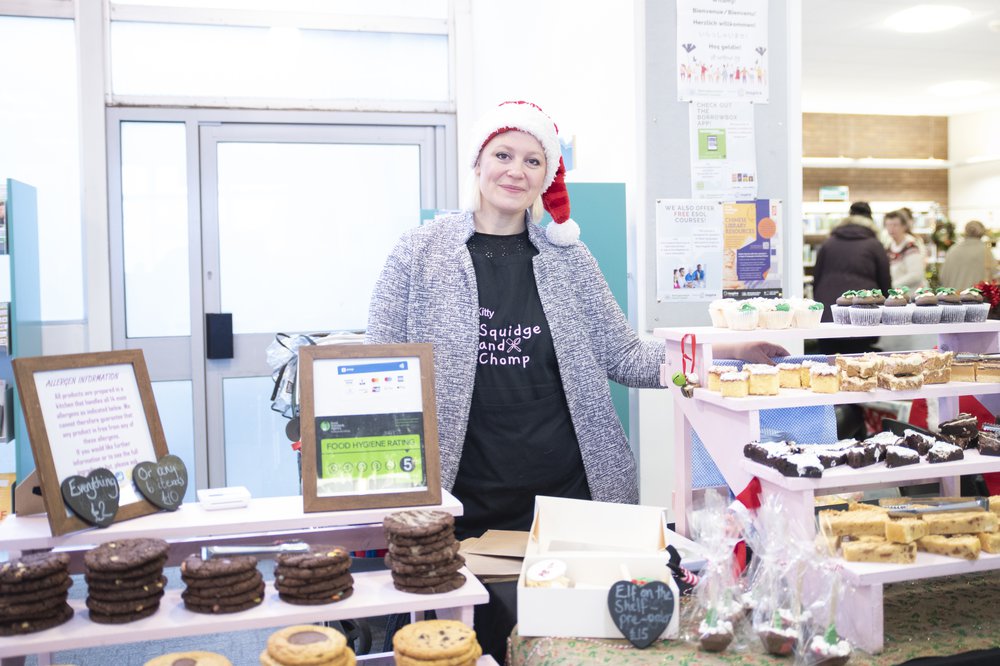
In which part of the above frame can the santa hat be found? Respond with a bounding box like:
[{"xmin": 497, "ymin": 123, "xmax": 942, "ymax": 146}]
[{"xmin": 469, "ymin": 101, "xmax": 580, "ymax": 246}]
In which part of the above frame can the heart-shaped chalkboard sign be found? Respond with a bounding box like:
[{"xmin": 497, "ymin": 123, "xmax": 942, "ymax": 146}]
[
  {"xmin": 60, "ymin": 468, "xmax": 120, "ymax": 528},
  {"xmin": 133, "ymin": 454, "xmax": 188, "ymax": 511},
  {"xmin": 606, "ymin": 580, "xmax": 675, "ymax": 648}
]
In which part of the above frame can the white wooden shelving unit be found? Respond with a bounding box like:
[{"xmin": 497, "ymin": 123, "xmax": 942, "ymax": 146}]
[
  {"xmin": 0, "ymin": 491, "xmax": 489, "ymax": 665},
  {"xmin": 654, "ymin": 320, "xmax": 1000, "ymax": 653}
]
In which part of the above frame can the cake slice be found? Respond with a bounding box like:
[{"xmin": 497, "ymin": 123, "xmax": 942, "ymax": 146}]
[
  {"xmin": 799, "ymin": 360, "xmax": 816, "ymax": 388},
  {"xmin": 841, "ymin": 538, "xmax": 916, "ymax": 564},
  {"xmin": 885, "ymin": 518, "xmax": 929, "ymax": 544},
  {"xmin": 920, "ymin": 510, "xmax": 998, "ymax": 535},
  {"xmin": 917, "ymin": 535, "xmax": 981, "ymax": 560},
  {"xmin": 818, "ymin": 510, "xmax": 888, "ymax": 537},
  {"xmin": 978, "ymin": 531, "xmax": 1000, "ymax": 554},
  {"xmin": 809, "ymin": 364, "xmax": 839, "ymax": 393},
  {"xmin": 747, "ymin": 364, "xmax": 780, "ymax": 396},
  {"xmin": 707, "ymin": 366, "xmax": 729, "ymax": 392},
  {"xmin": 720, "ymin": 371, "xmax": 749, "ymax": 398},
  {"xmin": 846, "ymin": 442, "xmax": 882, "ymax": 468},
  {"xmin": 777, "ymin": 363, "xmax": 802, "ymax": 388}
]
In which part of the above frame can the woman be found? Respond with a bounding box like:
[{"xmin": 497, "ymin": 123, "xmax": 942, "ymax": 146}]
[
  {"xmin": 883, "ymin": 209, "xmax": 927, "ymax": 290},
  {"xmin": 367, "ymin": 101, "xmax": 781, "ymax": 538},
  {"xmin": 939, "ymin": 220, "xmax": 998, "ymax": 291}
]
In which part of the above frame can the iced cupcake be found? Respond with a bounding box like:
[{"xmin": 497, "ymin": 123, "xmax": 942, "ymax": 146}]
[
  {"xmin": 871, "ymin": 288, "xmax": 886, "ymax": 306},
  {"xmin": 849, "ymin": 289, "xmax": 882, "ymax": 326},
  {"xmin": 794, "ymin": 301, "xmax": 824, "ymax": 328},
  {"xmin": 881, "ymin": 288, "xmax": 912, "ymax": 325},
  {"xmin": 831, "ymin": 291, "xmax": 855, "ymax": 325},
  {"xmin": 961, "ymin": 288, "xmax": 990, "ymax": 322},
  {"xmin": 709, "ymin": 298, "xmax": 736, "ymax": 328},
  {"xmin": 912, "ymin": 287, "xmax": 942, "ymax": 324},
  {"xmin": 760, "ymin": 300, "xmax": 794, "ymax": 329},
  {"xmin": 936, "ymin": 287, "xmax": 965, "ymax": 323},
  {"xmin": 899, "ymin": 285, "xmax": 912, "ymax": 303},
  {"xmin": 725, "ymin": 301, "xmax": 759, "ymax": 330}
]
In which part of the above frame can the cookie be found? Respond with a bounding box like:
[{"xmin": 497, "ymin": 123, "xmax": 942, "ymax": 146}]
[
  {"xmin": 0, "ymin": 552, "xmax": 70, "ymax": 584},
  {"xmin": 143, "ymin": 651, "xmax": 234, "ymax": 666},
  {"xmin": 385, "ymin": 542, "xmax": 461, "ymax": 566},
  {"xmin": 0, "ymin": 576, "xmax": 72, "ymax": 606},
  {"xmin": 84, "ymin": 539, "xmax": 169, "ymax": 573},
  {"xmin": 183, "ymin": 594, "xmax": 263, "ymax": 614},
  {"xmin": 182, "ymin": 571, "xmax": 262, "ymax": 597},
  {"xmin": 388, "ymin": 538, "xmax": 455, "ymax": 559},
  {"xmin": 182, "ymin": 581, "xmax": 265, "ymax": 606},
  {"xmin": 85, "ymin": 556, "xmax": 167, "ymax": 583},
  {"xmin": 391, "ymin": 569, "xmax": 467, "ymax": 588},
  {"xmin": 259, "ymin": 648, "xmax": 356, "ymax": 666},
  {"xmin": 87, "ymin": 574, "xmax": 168, "ymax": 600},
  {"xmin": 393, "ymin": 572, "xmax": 466, "ymax": 595},
  {"xmin": 88, "ymin": 601, "xmax": 160, "ymax": 624},
  {"xmin": 266, "ymin": 623, "xmax": 347, "ymax": 664},
  {"xmin": 0, "ymin": 602, "xmax": 73, "ymax": 636},
  {"xmin": 274, "ymin": 572, "xmax": 353, "ymax": 595},
  {"xmin": 395, "ymin": 641, "xmax": 482, "ymax": 666},
  {"xmin": 0, "ymin": 596, "xmax": 69, "ymax": 622},
  {"xmin": 275, "ymin": 546, "xmax": 350, "ymax": 569},
  {"xmin": 180, "ymin": 554, "xmax": 258, "ymax": 579},
  {"xmin": 274, "ymin": 562, "xmax": 350, "ymax": 580},
  {"xmin": 390, "ymin": 527, "xmax": 456, "ymax": 547},
  {"xmin": 0, "ymin": 570, "xmax": 70, "ymax": 595},
  {"xmin": 180, "ymin": 568, "xmax": 259, "ymax": 590},
  {"xmin": 86, "ymin": 591, "xmax": 164, "ymax": 616},
  {"xmin": 384, "ymin": 553, "xmax": 464, "ymax": 576},
  {"xmin": 275, "ymin": 582, "xmax": 353, "ymax": 602},
  {"xmin": 392, "ymin": 619, "xmax": 478, "ymax": 660},
  {"xmin": 384, "ymin": 510, "xmax": 454, "ymax": 538},
  {"xmin": 278, "ymin": 587, "xmax": 354, "ymax": 606}
]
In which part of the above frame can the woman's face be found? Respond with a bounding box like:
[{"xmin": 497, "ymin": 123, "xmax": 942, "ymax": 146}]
[
  {"xmin": 475, "ymin": 131, "xmax": 547, "ymax": 220},
  {"xmin": 884, "ymin": 216, "xmax": 906, "ymax": 241}
]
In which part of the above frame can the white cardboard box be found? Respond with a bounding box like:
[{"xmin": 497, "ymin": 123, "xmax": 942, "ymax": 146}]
[{"xmin": 517, "ymin": 496, "xmax": 699, "ymax": 639}]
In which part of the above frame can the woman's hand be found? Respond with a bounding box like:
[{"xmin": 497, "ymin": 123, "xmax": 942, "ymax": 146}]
[{"xmin": 714, "ymin": 341, "xmax": 790, "ymax": 365}]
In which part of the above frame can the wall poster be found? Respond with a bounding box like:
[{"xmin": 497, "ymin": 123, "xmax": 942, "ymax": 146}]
[
  {"xmin": 655, "ymin": 199, "xmax": 724, "ymax": 303},
  {"xmin": 689, "ymin": 100, "xmax": 757, "ymax": 200},
  {"xmin": 722, "ymin": 199, "xmax": 782, "ymax": 298}
]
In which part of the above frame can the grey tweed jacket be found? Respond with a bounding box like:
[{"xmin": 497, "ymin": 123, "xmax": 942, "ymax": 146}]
[{"xmin": 366, "ymin": 212, "xmax": 664, "ymax": 504}]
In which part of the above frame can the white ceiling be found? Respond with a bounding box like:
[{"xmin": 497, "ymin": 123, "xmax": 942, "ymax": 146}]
[{"xmin": 802, "ymin": 0, "xmax": 1000, "ymax": 117}]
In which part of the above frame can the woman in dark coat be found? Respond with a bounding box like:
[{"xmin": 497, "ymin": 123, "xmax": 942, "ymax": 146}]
[{"xmin": 813, "ymin": 214, "xmax": 892, "ymax": 353}]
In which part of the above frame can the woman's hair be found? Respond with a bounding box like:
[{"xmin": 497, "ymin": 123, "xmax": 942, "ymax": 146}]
[
  {"xmin": 461, "ymin": 156, "xmax": 546, "ymax": 222},
  {"xmin": 884, "ymin": 210, "xmax": 911, "ymax": 231},
  {"xmin": 965, "ymin": 220, "xmax": 987, "ymax": 238}
]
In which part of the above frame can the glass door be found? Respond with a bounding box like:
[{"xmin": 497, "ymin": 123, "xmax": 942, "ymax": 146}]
[{"xmin": 109, "ymin": 111, "xmax": 452, "ymax": 498}]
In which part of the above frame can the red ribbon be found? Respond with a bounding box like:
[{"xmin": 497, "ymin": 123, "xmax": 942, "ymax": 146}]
[{"xmin": 681, "ymin": 333, "xmax": 697, "ymax": 376}]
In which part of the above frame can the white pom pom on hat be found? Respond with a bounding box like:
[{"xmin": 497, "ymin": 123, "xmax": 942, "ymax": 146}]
[{"xmin": 469, "ymin": 101, "xmax": 580, "ymax": 246}]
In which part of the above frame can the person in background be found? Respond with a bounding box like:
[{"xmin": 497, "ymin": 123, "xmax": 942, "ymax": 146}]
[
  {"xmin": 883, "ymin": 209, "xmax": 927, "ymax": 290},
  {"xmin": 849, "ymin": 200, "xmax": 873, "ymax": 219},
  {"xmin": 367, "ymin": 100, "xmax": 785, "ymax": 662},
  {"xmin": 939, "ymin": 220, "xmax": 998, "ymax": 291},
  {"xmin": 812, "ymin": 211, "xmax": 891, "ymax": 353}
]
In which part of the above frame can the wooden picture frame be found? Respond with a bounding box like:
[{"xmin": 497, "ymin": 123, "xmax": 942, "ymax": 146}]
[
  {"xmin": 299, "ymin": 343, "xmax": 441, "ymax": 512},
  {"xmin": 12, "ymin": 350, "xmax": 169, "ymax": 535}
]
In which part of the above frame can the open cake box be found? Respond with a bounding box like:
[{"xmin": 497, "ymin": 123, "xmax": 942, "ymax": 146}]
[{"xmin": 517, "ymin": 496, "xmax": 702, "ymax": 639}]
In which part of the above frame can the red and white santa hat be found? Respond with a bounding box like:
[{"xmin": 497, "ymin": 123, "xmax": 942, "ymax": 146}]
[{"xmin": 469, "ymin": 100, "xmax": 580, "ymax": 246}]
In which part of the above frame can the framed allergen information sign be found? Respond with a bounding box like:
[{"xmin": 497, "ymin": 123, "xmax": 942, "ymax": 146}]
[
  {"xmin": 298, "ymin": 343, "xmax": 441, "ymax": 512},
  {"xmin": 12, "ymin": 350, "xmax": 169, "ymax": 535}
]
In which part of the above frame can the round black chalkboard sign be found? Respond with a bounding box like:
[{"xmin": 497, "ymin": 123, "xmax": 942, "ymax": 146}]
[
  {"xmin": 606, "ymin": 580, "xmax": 675, "ymax": 648},
  {"xmin": 60, "ymin": 468, "xmax": 120, "ymax": 528},
  {"xmin": 133, "ymin": 454, "xmax": 188, "ymax": 511}
]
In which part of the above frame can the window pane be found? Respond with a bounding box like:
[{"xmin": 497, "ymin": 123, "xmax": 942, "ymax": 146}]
[
  {"xmin": 111, "ymin": 22, "xmax": 449, "ymax": 101},
  {"xmin": 111, "ymin": 0, "xmax": 448, "ymax": 19},
  {"xmin": 0, "ymin": 17, "xmax": 82, "ymax": 321},
  {"xmin": 121, "ymin": 122, "xmax": 191, "ymax": 338},
  {"xmin": 216, "ymin": 142, "xmax": 420, "ymax": 334},
  {"xmin": 151, "ymin": 380, "xmax": 196, "ymax": 503},
  {"xmin": 223, "ymin": 376, "xmax": 299, "ymax": 497}
]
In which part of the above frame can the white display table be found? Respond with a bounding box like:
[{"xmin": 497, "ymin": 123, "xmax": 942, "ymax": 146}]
[
  {"xmin": 655, "ymin": 320, "xmax": 1000, "ymax": 653},
  {"xmin": 0, "ymin": 491, "xmax": 489, "ymax": 664}
]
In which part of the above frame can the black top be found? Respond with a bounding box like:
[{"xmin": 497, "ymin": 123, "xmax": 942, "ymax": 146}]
[{"xmin": 452, "ymin": 231, "xmax": 590, "ymax": 539}]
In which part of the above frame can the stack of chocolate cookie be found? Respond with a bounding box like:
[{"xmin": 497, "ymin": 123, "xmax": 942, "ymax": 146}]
[
  {"xmin": 384, "ymin": 510, "xmax": 466, "ymax": 594},
  {"xmin": 0, "ymin": 552, "xmax": 74, "ymax": 636},
  {"xmin": 261, "ymin": 624, "xmax": 356, "ymax": 666},
  {"xmin": 180, "ymin": 554, "xmax": 263, "ymax": 614},
  {"xmin": 84, "ymin": 538, "xmax": 168, "ymax": 624},
  {"xmin": 274, "ymin": 545, "xmax": 354, "ymax": 605}
]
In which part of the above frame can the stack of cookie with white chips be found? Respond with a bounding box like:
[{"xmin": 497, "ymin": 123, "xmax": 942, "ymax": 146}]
[
  {"xmin": 383, "ymin": 510, "xmax": 466, "ymax": 594},
  {"xmin": 0, "ymin": 552, "xmax": 74, "ymax": 636},
  {"xmin": 181, "ymin": 553, "xmax": 264, "ymax": 614},
  {"xmin": 260, "ymin": 624, "xmax": 356, "ymax": 666},
  {"xmin": 273, "ymin": 545, "xmax": 353, "ymax": 605},
  {"xmin": 84, "ymin": 538, "xmax": 169, "ymax": 624},
  {"xmin": 392, "ymin": 619, "xmax": 482, "ymax": 666}
]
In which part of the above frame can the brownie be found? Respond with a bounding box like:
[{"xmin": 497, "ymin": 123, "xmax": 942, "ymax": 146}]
[
  {"xmin": 863, "ymin": 431, "xmax": 902, "ymax": 456},
  {"xmin": 901, "ymin": 429, "xmax": 937, "ymax": 456},
  {"xmin": 846, "ymin": 443, "xmax": 881, "ymax": 468},
  {"xmin": 884, "ymin": 445, "xmax": 920, "ymax": 468},
  {"xmin": 810, "ymin": 441, "xmax": 856, "ymax": 468},
  {"xmin": 938, "ymin": 413, "xmax": 979, "ymax": 448},
  {"xmin": 979, "ymin": 430, "xmax": 1000, "ymax": 456},
  {"xmin": 927, "ymin": 442, "xmax": 964, "ymax": 463},
  {"xmin": 773, "ymin": 452, "xmax": 823, "ymax": 478}
]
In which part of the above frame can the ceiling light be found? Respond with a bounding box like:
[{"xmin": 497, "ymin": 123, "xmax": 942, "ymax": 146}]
[
  {"xmin": 884, "ymin": 4, "xmax": 972, "ymax": 33},
  {"xmin": 927, "ymin": 79, "xmax": 992, "ymax": 96}
]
